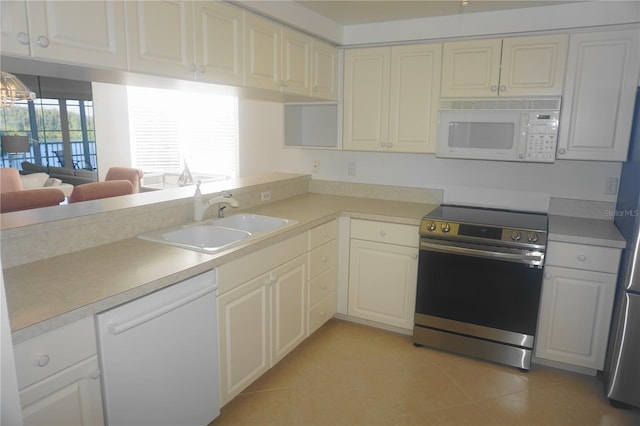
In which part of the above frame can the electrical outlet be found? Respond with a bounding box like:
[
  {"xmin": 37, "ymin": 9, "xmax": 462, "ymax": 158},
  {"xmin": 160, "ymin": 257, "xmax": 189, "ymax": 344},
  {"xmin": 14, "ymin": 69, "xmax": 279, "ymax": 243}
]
[
  {"xmin": 260, "ymin": 191, "xmax": 271, "ymax": 202},
  {"xmin": 606, "ymin": 177, "xmax": 619, "ymax": 195},
  {"xmin": 348, "ymin": 162, "xmax": 356, "ymax": 177},
  {"xmin": 312, "ymin": 160, "xmax": 320, "ymax": 173}
]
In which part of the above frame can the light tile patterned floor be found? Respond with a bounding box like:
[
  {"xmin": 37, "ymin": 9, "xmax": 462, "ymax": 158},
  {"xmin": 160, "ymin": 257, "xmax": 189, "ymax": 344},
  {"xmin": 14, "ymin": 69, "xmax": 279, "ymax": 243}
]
[{"xmin": 211, "ymin": 319, "xmax": 640, "ymax": 426}]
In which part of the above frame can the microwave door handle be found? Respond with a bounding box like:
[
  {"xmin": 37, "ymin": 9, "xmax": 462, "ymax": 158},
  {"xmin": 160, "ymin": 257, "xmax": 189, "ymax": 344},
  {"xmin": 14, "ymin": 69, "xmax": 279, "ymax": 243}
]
[{"xmin": 420, "ymin": 241, "xmax": 544, "ymax": 266}]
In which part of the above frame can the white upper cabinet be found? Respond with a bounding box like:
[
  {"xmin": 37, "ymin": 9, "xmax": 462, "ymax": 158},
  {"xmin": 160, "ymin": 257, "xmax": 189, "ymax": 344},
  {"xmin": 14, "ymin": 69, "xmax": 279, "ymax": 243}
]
[
  {"xmin": 557, "ymin": 29, "xmax": 640, "ymax": 162},
  {"xmin": 343, "ymin": 43, "xmax": 442, "ymax": 153},
  {"xmin": 126, "ymin": 1, "xmax": 195, "ymax": 79},
  {"xmin": 15, "ymin": 0, "xmax": 127, "ymax": 69},
  {"xmin": 441, "ymin": 34, "xmax": 568, "ymax": 97},
  {"xmin": 193, "ymin": 1, "xmax": 244, "ymax": 85},
  {"xmin": 244, "ymin": 13, "xmax": 282, "ymax": 91},
  {"xmin": 127, "ymin": 1, "xmax": 244, "ymax": 85},
  {"xmin": 311, "ymin": 39, "xmax": 338, "ymax": 100},
  {"xmin": 244, "ymin": 13, "xmax": 316, "ymax": 97},
  {"xmin": 1, "ymin": 0, "xmax": 30, "ymax": 56}
]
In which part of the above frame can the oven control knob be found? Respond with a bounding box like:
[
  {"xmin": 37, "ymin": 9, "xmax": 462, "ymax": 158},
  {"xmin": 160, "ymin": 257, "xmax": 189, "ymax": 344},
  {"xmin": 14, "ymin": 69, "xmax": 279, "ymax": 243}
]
[
  {"xmin": 426, "ymin": 221, "xmax": 436, "ymax": 231},
  {"xmin": 441, "ymin": 223, "xmax": 451, "ymax": 233},
  {"xmin": 527, "ymin": 232, "xmax": 539, "ymax": 243},
  {"xmin": 511, "ymin": 231, "xmax": 522, "ymax": 241}
]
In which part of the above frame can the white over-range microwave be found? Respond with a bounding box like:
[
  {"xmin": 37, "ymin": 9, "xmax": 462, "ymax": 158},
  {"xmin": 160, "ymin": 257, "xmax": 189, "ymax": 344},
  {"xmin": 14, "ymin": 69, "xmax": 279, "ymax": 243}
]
[{"xmin": 437, "ymin": 97, "xmax": 561, "ymax": 163}]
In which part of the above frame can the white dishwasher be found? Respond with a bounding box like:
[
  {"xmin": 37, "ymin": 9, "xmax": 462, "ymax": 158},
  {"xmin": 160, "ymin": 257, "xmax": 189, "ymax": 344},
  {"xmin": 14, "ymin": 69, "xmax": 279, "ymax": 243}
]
[{"xmin": 96, "ymin": 269, "xmax": 220, "ymax": 426}]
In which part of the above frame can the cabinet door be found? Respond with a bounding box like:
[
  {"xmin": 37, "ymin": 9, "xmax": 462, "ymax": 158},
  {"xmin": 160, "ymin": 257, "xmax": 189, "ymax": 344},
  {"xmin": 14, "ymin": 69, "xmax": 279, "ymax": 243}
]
[
  {"xmin": 312, "ymin": 40, "xmax": 338, "ymax": 100},
  {"xmin": 1, "ymin": 0, "xmax": 30, "ymax": 56},
  {"xmin": 218, "ymin": 273, "xmax": 270, "ymax": 406},
  {"xmin": 440, "ymin": 39, "xmax": 502, "ymax": 97},
  {"xmin": 282, "ymin": 28, "xmax": 312, "ymax": 96},
  {"xmin": 26, "ymin": 0, "xmax": 126, "ymax": 69},
  {"xmin": 194, "ymin": 1, "xmax": 244, "ymax": 85},
  {"xmin": 244, "ymin": 13, "xmax": 281, "ymax": 91},
  {"xmin": 536, "ymin": 265, "xmax": 617, "ymax": 370},
  {"xmin": 500, "ymin": 34, "xmax": 568, "ymax": 96},
  {"xmin": 557, "ymin": 29, "xmax": 640, "ymax": 161},
  {"xmin": 348, "ymin": 239, "xmax": 418, "ymax": 330},
  {"xmin": 271, "ymin": 256, "xmax": 307, "ymax": 364},
  {"xmin": 20, "ymin": 356, "xmax": 104, "ymax": 426},
  {"xmin": 126, "ymin": 0, "xmax": 195, "ymax": 78},
  {"xmin": 388, "ymin": 43, "xmax": 442, "ymax": 153},
  {"xmin": 343, "ymin": 47, "xmax": 391, "ymax": 151}
]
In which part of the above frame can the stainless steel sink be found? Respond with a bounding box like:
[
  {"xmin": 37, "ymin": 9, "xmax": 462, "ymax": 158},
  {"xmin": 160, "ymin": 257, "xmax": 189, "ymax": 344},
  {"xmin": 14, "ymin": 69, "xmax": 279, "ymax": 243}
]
[
  {"xmin": 139, "ymin": 224, "xmax": 250, "ymax": 254},
  {"xmin": 212, "ymin": 214, "xmax": 292, "ymax": 232},
  {"xmin": 138, "ymin": 214, "xmax": 296, "ymax": 254}
]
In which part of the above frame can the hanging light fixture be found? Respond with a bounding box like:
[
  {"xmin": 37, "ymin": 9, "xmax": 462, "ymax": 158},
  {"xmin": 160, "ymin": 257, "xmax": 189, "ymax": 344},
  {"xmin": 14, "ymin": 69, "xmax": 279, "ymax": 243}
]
[{"xmin": 0, "ymin": 71, "xmax": 36, "ymax": 107}]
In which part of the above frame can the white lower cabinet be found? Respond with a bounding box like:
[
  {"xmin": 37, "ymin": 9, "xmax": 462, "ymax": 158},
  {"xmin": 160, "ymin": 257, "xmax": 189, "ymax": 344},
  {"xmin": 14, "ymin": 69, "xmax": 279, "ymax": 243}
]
[
  {"xmin": 536, "ymin": 241, "xmax": 621, "ymax": 372},
  {"xmin": 14, "ymin": 317, "xmax": 104, "ymax": 426},
  {"xmin": 348, "ymin": 220, "xmax": 419, "ymax": 330},
  {"xmin": 217, "ymin": 233, "xmax": 308, "ymax": 406},
  {"xmin": 217, "ymin": 221, "xmax": 339, "ymax": 406}
]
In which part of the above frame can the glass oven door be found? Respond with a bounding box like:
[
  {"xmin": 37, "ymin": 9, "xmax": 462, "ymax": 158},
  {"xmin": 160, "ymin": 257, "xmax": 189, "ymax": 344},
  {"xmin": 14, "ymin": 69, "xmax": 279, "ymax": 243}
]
[{"xmin": 415, "ymin": 241, "xmax": 543, "ymax": 337}]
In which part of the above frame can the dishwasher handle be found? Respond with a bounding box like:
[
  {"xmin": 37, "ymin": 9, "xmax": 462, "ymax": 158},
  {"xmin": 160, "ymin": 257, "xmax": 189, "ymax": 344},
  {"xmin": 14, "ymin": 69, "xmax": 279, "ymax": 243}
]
[{"xmin": 108, "ymin": 285, "xmax": 216, "ymax": 335}]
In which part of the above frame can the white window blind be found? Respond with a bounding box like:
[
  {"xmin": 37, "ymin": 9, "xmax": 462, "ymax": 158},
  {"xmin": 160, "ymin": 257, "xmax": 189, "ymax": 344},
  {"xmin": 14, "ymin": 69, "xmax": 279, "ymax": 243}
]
[{"xmin": 127, "ymin": 86, "xmax": 238, "ymax": 179}]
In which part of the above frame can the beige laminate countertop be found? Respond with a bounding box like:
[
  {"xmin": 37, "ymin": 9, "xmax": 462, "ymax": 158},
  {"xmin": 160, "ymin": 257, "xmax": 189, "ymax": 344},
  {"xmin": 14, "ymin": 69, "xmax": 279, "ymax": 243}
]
[
  {"xmin": 548, "ymin": 215, "xmax": 626, "ymax": 248},
  {"xmin": 4, "ymin": 193, "xmax": 437, "ymax": 343}
]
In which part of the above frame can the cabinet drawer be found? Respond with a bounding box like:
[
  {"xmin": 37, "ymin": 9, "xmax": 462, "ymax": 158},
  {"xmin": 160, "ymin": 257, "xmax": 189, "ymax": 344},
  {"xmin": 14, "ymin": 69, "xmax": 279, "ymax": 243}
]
[
  {"xmin": 14, "ymin": 317, "xmax": 97, "ymax": 390},
  {"xmin": 218, "ymin": 232, "xmax": 308, "ymax": 294},
  {"xmin": 309, "ymin": 240, "xmax": 337, "ymax": 279},
  {"xmin": 351, "ymin": 219, "xmax": 419, "ymax": 247},
  {"xmin": 309, "ymin": 220, "xmax": 337, "ymax": 249},
  {"xmin": 546, "ymin": 241, "xmax": 622, "ymax": 273},
  {"xmin": 309, "ymin": 267, "xmax": 337, "ymax": 307},
  {"xmin": 309, "ymin": 293, "xmax": 337, "ymax": 335}
]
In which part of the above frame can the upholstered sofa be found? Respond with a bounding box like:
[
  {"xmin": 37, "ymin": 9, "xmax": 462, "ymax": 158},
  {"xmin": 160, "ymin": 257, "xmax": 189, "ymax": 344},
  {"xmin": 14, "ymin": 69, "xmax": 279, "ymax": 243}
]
[
  {"xmin": 21, "ymin": 161, "xmax": 98, "ymax": 186},
  {"xmin": 0, "ymin": 168, "xmax": 66, "ymax": 213},
  {"xmin": 18, "ymin": 172, "xmax": 74, "ymax": 197}
]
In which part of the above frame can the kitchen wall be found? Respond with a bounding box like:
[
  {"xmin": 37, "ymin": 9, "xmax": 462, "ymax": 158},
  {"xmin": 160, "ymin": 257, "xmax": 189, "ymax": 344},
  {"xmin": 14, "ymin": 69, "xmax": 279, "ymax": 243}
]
[
  {"xmin": 92, "ymin": 88, "xmax": 622, "ymax": 214},
  {"xmin": 235, "ymin": 100, "xmax": 623, "ymax": 213}
]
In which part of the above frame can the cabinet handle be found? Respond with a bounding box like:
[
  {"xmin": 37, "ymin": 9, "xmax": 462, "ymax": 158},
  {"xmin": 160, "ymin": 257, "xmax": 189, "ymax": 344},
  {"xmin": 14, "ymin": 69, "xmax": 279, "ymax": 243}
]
[
  {"xmin": 322, "ymin": 256, "xmax": 328, "ymax": 263},
  {"xmin": 89, "ymin": 368, "xmax": 101, "ymax": 380},
  {"xmin": 17, "ymin": 32, "xmax": 29, "ymax": 45},
  {"xmin": 36, "ymin": 35, "xmax": 49, "ymax": 48},
  {"xmin": 411, "ymin": 253, "xmax": 418, "ymax": 260},
  {"xmin": 578, "ymin": 254, "xmax": 587, "ymax": 261},
  {"xmin": 380, "ymin": 230, "xmax": 386, "ymax": 237},
  {"xmin": 189, "ymin": 63, "xmax": 197, "ymax": 72},
  {"xmin": 198, "ymin": 65, "xmax": 205, "ymax": 74},
  {"xmin": 558, "ymin": 148, "xmax": 566, "ymax": 155},
  {"xmin": 321, "ymin": 284, "xmax": 327, "ymax": 290},
  {"xmin": 322, "ymin": 232, "xmax": 328, "ymax": 238},
  {"xmin": 544, "ymin": 273, "xmax": 552, "ymax": 279},
  {"xmin": 380, "ymin": 142, "xmax": 386, "ymax": 148},
  {"xmin": 320, "ymin": 311, "xmax": 326, "ymax": 317},
  {"xmin": 387, "ymin": 142, "xmax": 393, "ymax": 148},
  {"xmin": 490, "ymin": 85, "xmax": 498, "ymax": 92},
  {"xmin": 267, "ymin": 277, "xmax": 278, "ymax": 286},
  {"xmin": 37, "ymin": 354, "xmax": 50, "ymax": 367},
  {"xmin": 499, "ymin": 85, "xmax": 506, "ymax": 92}
]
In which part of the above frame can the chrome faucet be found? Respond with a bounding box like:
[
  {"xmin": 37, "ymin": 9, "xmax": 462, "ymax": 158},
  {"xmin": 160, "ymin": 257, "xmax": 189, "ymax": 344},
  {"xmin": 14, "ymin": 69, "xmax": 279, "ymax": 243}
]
[{"xmin": 194, "ymin": 184, "xmax": 239, "ymax": 221}]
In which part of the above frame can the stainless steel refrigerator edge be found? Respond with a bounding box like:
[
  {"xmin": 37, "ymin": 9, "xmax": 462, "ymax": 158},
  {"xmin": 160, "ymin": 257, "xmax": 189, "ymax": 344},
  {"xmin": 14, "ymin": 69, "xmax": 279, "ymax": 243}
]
[{"xmin": 604, "ymin": 87, "xmax": 640, "ymax": 408}]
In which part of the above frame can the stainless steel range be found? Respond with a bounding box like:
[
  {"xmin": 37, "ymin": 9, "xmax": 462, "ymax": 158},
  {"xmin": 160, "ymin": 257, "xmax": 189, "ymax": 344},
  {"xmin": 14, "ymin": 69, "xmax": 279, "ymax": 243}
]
[{"xmin": 413, "ymin": 205, "xmax": 548, "ymax": 370}]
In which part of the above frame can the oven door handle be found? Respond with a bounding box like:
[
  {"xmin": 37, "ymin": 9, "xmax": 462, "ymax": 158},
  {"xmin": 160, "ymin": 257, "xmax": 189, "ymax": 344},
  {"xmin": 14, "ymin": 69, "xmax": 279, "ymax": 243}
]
[{"xmin": 420, "ymin": 241, "xmax": 544, "ymax": 266}]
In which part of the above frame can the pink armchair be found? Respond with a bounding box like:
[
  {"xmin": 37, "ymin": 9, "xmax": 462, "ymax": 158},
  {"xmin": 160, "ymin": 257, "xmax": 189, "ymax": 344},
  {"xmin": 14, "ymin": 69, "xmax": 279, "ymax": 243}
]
[
  {"xmin": 105, "ymin": 167, "xmax": 144, "ymax": 193},
  {"xmin": 68, "ymin": 180, "xmax": 134, "ymax": 203}
]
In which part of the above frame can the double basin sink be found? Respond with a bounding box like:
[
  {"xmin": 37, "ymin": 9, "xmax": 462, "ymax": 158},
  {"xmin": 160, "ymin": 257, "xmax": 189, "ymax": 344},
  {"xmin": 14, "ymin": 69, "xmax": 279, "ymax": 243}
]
[{"xmin": 138, "ymin": 214, "xmax": 297, "ymax": 254}]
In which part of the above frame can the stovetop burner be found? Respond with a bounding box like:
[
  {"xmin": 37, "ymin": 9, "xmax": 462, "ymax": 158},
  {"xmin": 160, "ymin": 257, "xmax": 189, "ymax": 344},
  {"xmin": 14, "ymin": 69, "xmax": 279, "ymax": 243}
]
[{"xmin": 420, "ymin": 204, "xmax": 548, "ymax": 249}]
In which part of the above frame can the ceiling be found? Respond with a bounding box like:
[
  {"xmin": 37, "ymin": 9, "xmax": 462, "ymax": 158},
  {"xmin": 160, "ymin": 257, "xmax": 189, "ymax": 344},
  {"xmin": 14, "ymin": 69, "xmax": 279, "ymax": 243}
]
[{"xmin": 291, "ymin": 1, "xmax": 581, "ymax": 25}]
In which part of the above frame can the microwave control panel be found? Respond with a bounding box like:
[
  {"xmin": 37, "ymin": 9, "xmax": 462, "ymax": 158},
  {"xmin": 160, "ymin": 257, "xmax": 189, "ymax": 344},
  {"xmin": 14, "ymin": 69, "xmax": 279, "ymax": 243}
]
[{"xmin": 523, "ymin": 111, "xmax": 559, "ymax": 163}]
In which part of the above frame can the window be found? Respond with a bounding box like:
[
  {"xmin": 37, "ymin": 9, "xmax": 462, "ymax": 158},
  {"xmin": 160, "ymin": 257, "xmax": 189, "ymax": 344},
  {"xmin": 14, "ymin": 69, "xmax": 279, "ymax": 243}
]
[
  {"xmin": 127, "ymin": 86, "xmax": 239, "ymax": 182},
  {"xmin": 0, "ymin": 75, "xmax": 96, "ymax": 171}
]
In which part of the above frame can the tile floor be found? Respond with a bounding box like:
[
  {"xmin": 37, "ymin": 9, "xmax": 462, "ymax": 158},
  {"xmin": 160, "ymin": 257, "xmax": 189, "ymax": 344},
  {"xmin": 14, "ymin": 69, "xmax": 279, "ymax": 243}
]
[{"xmin": 211, "ymin": 319, "xmax": 640, "ymax": 426}]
